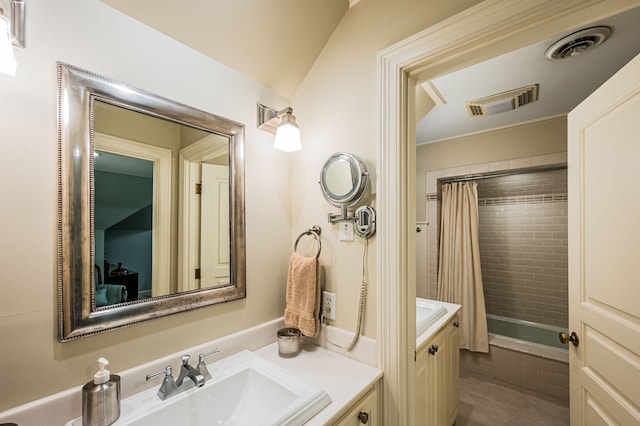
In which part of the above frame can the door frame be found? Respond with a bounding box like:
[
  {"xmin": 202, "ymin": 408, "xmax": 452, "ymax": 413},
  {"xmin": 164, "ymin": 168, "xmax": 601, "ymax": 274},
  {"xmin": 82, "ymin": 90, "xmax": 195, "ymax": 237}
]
[
  {"xmin": 376, "ymin": 0, "xmax": 640, "ymax": 423},
  {"xmin": 95, "ymin": 132, "xmax": 172, "ymax": 297}
]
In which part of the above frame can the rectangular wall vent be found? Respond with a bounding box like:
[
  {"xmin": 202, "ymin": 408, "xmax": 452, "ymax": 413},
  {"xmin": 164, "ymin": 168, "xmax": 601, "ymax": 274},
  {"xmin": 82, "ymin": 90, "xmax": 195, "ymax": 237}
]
[{"xmin": 466, "ymin": 84, "xmax": 539, "ymax": 117}]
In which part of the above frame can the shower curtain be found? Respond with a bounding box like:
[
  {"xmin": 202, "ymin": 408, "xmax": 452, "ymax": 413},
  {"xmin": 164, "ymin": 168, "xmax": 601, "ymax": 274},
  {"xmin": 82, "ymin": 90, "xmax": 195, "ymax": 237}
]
[{"xmin": 437, "ymin": 181, "xmax": 489, "ymax": 353}]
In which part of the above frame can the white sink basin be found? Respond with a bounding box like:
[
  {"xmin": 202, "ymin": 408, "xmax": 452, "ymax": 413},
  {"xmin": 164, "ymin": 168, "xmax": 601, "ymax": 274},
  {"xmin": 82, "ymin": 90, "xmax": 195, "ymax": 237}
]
[
  {"xmin": 416, "ymin": 298, "xmax": 447, "ymax": 337},
  {"xmin": 67, "ymin": 350, "xmax": 330, "ymax": 426}
]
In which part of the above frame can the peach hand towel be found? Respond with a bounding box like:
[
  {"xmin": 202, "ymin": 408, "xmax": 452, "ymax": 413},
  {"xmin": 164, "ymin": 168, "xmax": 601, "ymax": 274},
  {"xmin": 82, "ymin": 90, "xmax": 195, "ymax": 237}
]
[{"xmin": 284, "ymin": 252, "xmax": 320, "ymax": 337}]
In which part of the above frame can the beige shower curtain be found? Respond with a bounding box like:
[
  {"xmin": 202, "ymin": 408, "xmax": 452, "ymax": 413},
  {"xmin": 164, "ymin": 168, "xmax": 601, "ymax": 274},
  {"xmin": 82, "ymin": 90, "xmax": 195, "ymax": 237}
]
[{"xmin": 437, "ymin": 181, "xmax": 489, "ymax": 353}]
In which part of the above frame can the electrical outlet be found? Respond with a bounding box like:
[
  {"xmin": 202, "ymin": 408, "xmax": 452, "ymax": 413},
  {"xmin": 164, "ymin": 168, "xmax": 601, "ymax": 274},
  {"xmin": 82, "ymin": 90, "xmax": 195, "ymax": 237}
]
[
  {"xmin": 339, "ymin": 221, "xmax": 355, "ymax": 242},
  {"xmin": 322, "ymin": 290, "xmax": 336, "ymax": 321}
]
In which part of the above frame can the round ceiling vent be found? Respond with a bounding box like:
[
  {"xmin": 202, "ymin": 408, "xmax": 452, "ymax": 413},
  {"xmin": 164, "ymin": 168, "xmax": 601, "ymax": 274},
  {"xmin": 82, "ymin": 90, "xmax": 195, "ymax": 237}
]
[{"xmin": 545, "ymin": 26, "xmax": 612, "ymax": 60}]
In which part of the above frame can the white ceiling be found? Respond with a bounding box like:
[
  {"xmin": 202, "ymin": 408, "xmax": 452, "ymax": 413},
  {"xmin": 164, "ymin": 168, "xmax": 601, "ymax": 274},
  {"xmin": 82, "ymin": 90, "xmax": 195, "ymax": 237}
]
[
  {"xmin": 98, "ymin": 1, "xmax": 639, "ymax": 145},
  {"xmin": 416, "ymin": 6, "xmax": 640, "ymax": 145},
  {"xmin": 99, "ymin": 0, "xmax": 349, "ymax": 98}
]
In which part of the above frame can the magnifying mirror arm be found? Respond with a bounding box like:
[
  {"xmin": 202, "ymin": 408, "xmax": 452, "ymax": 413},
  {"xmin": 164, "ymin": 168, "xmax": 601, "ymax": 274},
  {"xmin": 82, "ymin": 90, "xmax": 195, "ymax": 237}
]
[{"xmin": 328, "ymin": 206, "xmax": 356, "ymax": 223}]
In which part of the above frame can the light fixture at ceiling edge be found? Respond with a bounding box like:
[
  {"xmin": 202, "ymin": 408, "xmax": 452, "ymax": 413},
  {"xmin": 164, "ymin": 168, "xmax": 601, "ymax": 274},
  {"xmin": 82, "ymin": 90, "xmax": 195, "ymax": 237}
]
[
  {"xmin": 0, "ymin": 0, "xmax": 25, "ymax": 77},
  {"xmin": 257, "ymin": 103, "xmax": 302, "ymax": 152}
]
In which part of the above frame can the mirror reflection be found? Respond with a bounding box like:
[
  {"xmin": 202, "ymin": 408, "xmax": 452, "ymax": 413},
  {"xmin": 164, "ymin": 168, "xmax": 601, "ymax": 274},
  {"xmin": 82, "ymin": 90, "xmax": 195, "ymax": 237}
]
[
  {"xmin": 324, "ymin": 158, "xmax": 354, "ymax": 198},
  {"xmin": 92, "ymin": 101, "xmax": 230, "ymax": 306},
  {"xmin": 57, "ymin": 62, "xmax": 245, "ymax": 340},
  {"xmin": 95, "ymin": 151, "xmax": 153, "ymax": 304}
]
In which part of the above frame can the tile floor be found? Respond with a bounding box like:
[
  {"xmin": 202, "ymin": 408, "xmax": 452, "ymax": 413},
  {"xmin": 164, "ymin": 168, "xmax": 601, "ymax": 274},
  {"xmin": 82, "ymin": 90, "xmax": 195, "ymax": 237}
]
[{"xmin": 456, "ymin": 369, "xmax": 570, "ymax": 426}]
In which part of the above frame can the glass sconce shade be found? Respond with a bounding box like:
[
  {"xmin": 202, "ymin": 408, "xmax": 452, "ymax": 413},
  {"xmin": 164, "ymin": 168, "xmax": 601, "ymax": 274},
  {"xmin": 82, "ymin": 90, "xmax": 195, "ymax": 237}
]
[
  {"xmin": 0, "ymin": 15, "xmax": 17, "ymax": 76},
  {"xmin": 273, "ymin": 112, "xmax": 302, "ymax": 152}
]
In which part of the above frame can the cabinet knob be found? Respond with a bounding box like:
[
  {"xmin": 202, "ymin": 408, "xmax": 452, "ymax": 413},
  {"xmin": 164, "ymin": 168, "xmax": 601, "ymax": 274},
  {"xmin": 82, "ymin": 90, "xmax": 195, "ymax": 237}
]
[
  {"xmin": 358, "ymin": 411, "xmax": 370, "ymax": 424},
  {"xmin": 428, "ymin": 344, "xmax": 439, "ymax": 355},
  {"xmin": 453, "ymin": 321, "xmax": 460, "ymax": 328}
]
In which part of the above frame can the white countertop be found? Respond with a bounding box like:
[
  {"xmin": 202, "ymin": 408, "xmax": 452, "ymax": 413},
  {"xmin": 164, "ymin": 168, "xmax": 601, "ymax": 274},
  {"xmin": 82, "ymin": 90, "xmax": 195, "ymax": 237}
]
[
  {"xmin": 1, "ymin": 319, "xmax": 380, "ymax": 426},
  {"xmin": 255, "ymin": 341, "xmax": 382, "ymax": 425},
  {"xmin": 416, "ymin": 300, "xmax": 461, "ymax": 350}
]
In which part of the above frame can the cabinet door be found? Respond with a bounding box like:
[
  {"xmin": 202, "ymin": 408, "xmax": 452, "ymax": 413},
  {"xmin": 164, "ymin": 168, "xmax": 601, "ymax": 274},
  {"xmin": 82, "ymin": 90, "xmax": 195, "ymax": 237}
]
[
  {"xmin": 416, "ymin": 328, "xmax": 446, "ymax": 425},
  {"xmin": 336, "ymin": 388, "xmax": 378, "ymax": 426},
  {"xmin": 432, "ymin": 331, "xmax": 448, "ymax": 426},
  {"xmin": 415, "ymin": 345, "xmax": 429, "ymax": 425},
  {"xmin": 444, "ymin": 316, "xmax": 460, "ymax": 425},
  {"xmin": 415, "ymin": 315, "xmax": 460, "ymax": 426}
]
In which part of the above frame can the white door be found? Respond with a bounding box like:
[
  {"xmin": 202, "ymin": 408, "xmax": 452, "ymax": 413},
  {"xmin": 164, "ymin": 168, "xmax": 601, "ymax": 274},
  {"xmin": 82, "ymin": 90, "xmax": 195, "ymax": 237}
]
[
  {"xmin": 567, "ymin": 53, "xmax": 640, "ymax": 425},
  {"xmin": 200, "ymin": 163, "xmax": 230, "ymax": 288}
]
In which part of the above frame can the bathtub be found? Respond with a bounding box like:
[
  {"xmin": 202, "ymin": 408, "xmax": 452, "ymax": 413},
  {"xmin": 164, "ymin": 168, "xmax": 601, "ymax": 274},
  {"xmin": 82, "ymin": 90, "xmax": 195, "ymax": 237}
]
[
  {"xmin": 461, "ymin": 314, "xmax": 570, "ymax": 401},
  {"xmin": 487, "ymin": 314, "xmax": 568, "ymax": 363}
]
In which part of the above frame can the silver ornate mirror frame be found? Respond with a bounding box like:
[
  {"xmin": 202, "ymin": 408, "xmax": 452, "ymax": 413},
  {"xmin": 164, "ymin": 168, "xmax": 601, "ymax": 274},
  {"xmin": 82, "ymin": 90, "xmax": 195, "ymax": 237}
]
[{"xmin": 57, "ymin": 62, "xmax": 246, "ymax": 341}]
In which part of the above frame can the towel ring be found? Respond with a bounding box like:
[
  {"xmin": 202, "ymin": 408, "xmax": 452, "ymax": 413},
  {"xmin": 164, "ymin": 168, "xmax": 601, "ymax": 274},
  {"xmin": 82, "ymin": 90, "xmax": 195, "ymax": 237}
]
[{"xmin": 293, "ymin": 225, "xmax": 322, "ymax": 259}]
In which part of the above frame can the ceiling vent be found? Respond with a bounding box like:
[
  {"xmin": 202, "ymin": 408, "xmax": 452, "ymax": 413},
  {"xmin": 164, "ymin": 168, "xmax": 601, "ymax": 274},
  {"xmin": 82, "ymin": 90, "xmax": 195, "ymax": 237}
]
[
  {"xmin": 465, "ymin": 84, "xmax": 539, "ymax": 117},
  {"xmin": 545, "ymin": 26, "xmax": 612, "ymax": 60}
]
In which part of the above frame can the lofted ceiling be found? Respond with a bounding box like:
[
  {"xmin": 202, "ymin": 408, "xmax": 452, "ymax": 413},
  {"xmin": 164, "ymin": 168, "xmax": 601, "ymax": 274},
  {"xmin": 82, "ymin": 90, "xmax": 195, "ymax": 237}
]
[
  {"xmin": 99, "ymin": 0, "xmax": 350, "ymax": 99},
  {"xmin": 99, "ymin": 2, "xmax": 639, "ymax": 145},
  {"xmin": 416, "ymin": 6, "xmax": 640, "ymax": 145}
]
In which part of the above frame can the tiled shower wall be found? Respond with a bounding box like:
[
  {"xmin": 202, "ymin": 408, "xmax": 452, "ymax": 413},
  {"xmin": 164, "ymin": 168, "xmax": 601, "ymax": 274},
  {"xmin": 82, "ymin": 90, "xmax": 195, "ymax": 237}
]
[
  {"xmin": 421, "ymin": 154, "xmax": 569, "ymax": 327},
  {"xmin": 477, "ymin": 169, "xmax": 568, "ymax": 328}
]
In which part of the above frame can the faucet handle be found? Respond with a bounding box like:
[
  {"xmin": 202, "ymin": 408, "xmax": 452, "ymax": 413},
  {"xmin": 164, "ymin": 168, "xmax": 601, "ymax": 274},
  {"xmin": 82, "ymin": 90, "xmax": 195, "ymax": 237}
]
[
  {"xmin": 146, "ymin": 365, "xmax": 173, "ymax": 381},
  {"xmin": 197, "ymin": 348, "xmax": 220, "ymax": 380},
  {"xmin": 181, "ymin": 354, "xmax": 191, "ymax": 366},
  {"xmin": 146, "ymin": 366, "xmax": 177, "ymax": 401}
]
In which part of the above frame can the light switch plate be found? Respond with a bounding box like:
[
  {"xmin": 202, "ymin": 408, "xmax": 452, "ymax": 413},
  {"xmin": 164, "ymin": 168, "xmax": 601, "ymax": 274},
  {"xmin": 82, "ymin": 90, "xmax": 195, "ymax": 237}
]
[{"xmin": 339, "ymin": 221, "xmax": 355, "ymax": 242}]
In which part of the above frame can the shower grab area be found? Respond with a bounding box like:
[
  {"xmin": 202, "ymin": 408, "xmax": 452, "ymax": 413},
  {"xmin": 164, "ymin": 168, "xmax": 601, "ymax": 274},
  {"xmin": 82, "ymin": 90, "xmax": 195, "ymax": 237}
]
[{"xmin": 420, "ymin": 158, "xmax": 569, "ymax": 402}]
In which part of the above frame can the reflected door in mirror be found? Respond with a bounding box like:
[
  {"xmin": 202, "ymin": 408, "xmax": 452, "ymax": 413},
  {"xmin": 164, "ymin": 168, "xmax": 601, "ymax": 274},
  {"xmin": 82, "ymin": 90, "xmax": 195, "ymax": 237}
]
[{"xmin": 57, "ymin": 62, "xmax": 246, "ymax": 341}]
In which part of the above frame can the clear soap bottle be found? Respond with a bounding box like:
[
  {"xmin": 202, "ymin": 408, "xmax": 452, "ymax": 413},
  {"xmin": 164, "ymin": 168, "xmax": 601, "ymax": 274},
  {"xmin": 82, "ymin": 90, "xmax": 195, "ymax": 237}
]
[{"xmin": 82, "ymin": 357, "xmax": 121, "ymax": 426}]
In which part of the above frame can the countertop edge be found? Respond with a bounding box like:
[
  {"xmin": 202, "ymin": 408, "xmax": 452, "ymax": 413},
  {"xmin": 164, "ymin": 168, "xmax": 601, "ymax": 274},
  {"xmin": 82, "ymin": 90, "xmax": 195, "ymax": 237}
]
[
  {"xmin": 255, "ymin": 342, "xmax": 383, "ymax": 425},
  {"xmin": 416, "ymin": 301, "xmax": 462, "ymax": 350}
]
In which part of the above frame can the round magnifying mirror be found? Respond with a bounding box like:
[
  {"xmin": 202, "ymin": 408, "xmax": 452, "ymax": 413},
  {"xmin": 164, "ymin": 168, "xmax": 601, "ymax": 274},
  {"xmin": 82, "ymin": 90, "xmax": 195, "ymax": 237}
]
[{"xmin": 320, "ymin": 152, "xmax": 369, "ymax": 207}]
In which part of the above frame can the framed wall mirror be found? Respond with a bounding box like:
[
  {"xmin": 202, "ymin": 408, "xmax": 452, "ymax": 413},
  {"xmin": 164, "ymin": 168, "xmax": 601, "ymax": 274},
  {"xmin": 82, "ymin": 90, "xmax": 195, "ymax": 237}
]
[{"xmin": 57, "ymin": 63, "xmax": 246, "ymax": 341}]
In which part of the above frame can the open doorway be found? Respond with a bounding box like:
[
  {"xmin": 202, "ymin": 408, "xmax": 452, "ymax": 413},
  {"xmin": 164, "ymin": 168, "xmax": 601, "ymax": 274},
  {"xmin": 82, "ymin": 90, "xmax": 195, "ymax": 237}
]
[
  {"xmin": 376, "ymin": 1, "xmax": 640, "ymax": 423},
  {"xmin": 413, "ymin": 7, "xmax": 640, "ymax": 422}
]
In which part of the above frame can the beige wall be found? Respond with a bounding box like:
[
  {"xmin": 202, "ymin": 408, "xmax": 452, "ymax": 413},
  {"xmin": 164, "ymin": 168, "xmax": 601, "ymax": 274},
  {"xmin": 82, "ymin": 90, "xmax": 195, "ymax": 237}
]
[
  {"xmin": 415, "ymin": 116, "xmax": 567, "ymax": 221},
  {"xmin": 1, "ymin": 0, "xmax": 486, "ymax": 412},
  {"xmin": 0, "ymin": 0, "xmax": 293, "ymax": 411},
  {"xmin": 291, "ymin": 0, "xmax": 481, "ymax": 337}
]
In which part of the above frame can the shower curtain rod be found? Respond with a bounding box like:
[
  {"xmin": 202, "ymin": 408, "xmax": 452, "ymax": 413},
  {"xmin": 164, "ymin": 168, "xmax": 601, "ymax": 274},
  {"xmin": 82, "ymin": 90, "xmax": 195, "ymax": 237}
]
[{"xmin": 439, "ymin": 164, "xmax": 566, "ymax": 184}]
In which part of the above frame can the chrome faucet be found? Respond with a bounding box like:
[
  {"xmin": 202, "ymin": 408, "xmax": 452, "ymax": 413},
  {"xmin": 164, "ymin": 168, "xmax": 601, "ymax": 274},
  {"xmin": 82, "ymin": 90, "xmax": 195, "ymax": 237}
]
[
  {"xmin": 176, "ymin": 355, "xmax": 205, "ymax": 387},
  {"xmin": 146, "ymin": 355, "xmax": 203, "ymax": 400},
  {"xmin": 146, "ymin": 350, "xmax": 220, "ymax": 400}
]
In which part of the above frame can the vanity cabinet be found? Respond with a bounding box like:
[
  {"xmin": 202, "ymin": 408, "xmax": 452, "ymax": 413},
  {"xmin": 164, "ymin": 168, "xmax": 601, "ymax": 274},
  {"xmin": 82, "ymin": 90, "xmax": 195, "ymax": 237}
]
[
  {"xmin": 415, "ymin": 315, "xmax": 460, "ymax": 426},
  {"xmin": 334, "ymin": 386, "xmax": 378, "ymax": 426}
]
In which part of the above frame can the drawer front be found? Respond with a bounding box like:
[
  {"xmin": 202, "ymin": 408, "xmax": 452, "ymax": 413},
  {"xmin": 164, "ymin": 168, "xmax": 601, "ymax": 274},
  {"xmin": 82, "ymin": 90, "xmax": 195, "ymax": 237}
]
[{"xmin": 335, "ymin": 388, "xmax": 378, "ymax": 426}]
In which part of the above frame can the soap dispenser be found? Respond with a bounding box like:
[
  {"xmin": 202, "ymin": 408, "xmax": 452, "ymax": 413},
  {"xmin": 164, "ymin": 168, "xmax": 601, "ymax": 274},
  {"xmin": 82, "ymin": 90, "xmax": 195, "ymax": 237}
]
[{"xmin": 82, "ymin": 357, "xmax": 121, "ymax": 426}]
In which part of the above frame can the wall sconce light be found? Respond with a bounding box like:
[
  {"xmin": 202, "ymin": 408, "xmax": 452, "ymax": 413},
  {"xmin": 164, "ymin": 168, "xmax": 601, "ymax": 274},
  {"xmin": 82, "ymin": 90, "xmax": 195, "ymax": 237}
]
[
  {"xmin": 0, "ymin": 0, "xmax": 25, "ymax": 77},
  {"xmin": 257, "ymin": 103, "xmax": 302, "ymax": 152}
]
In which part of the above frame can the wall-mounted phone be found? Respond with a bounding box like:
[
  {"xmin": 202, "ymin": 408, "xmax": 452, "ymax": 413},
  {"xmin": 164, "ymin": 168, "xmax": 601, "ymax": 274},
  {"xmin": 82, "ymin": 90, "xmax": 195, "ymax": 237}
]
[{"xmin": 355, "ymin": 206, "xmax": 376, "ymax": 239}]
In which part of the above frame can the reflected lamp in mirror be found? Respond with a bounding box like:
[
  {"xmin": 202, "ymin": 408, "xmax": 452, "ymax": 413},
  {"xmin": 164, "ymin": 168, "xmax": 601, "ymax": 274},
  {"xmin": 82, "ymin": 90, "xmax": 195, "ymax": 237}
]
[
  {"xmin": 0, "ymin": 0, "xmax": 25, "ymax": 77},
  {"xmin": 257, "ymin": 103, "xmax": 302, "ymax": 152}
]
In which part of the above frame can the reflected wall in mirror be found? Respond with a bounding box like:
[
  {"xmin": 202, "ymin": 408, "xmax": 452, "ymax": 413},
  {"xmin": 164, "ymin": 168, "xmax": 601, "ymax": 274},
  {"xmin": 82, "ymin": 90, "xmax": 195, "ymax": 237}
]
[{"xmin": 58, "ymin": 63, "xmax": 245, "ymax": 341}]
